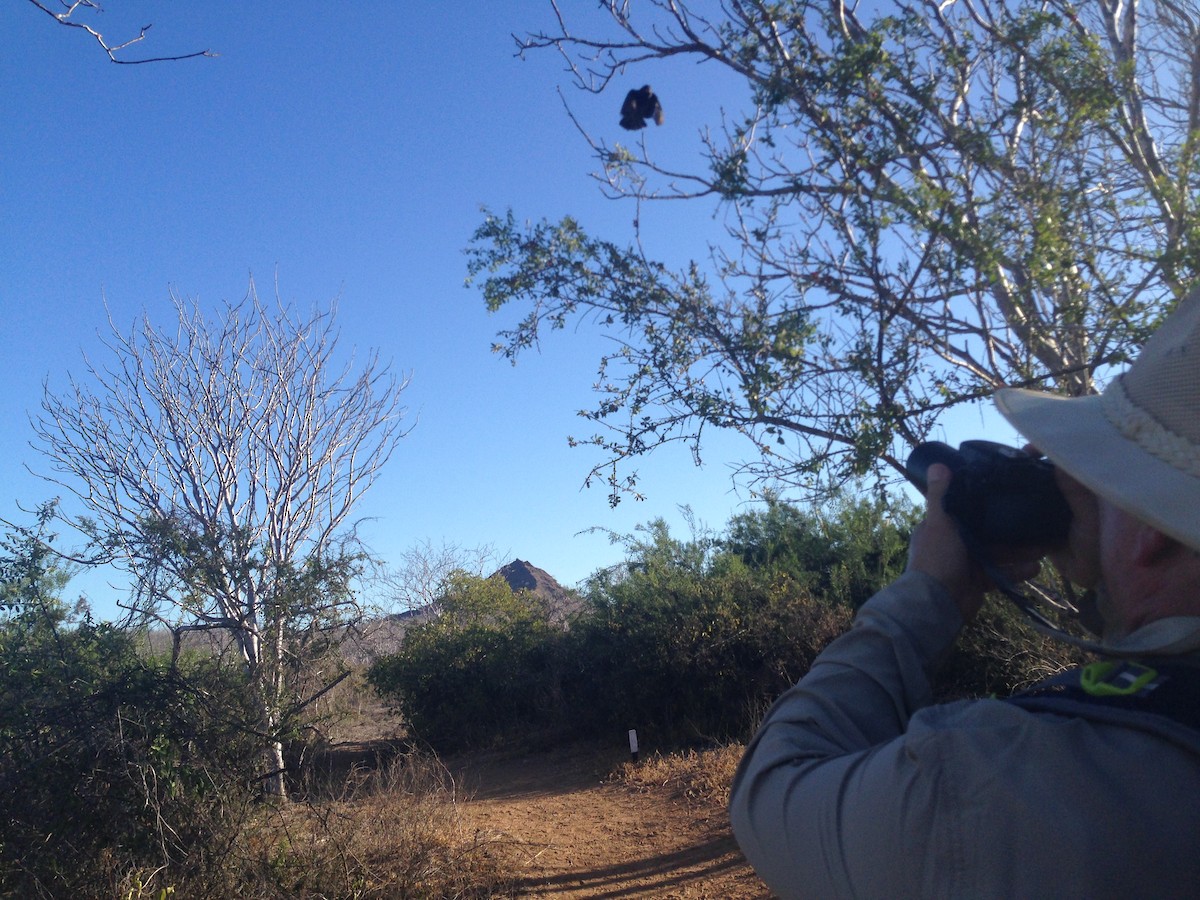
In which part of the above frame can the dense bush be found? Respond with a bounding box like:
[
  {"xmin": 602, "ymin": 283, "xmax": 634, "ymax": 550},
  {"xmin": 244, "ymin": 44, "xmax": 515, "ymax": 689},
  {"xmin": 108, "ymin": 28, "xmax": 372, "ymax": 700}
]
[
  {"xmin": 721, "ymin": 490, "xmax": 914, "ymax": 608},
  {"xmin": 0, "ymin": 513, "xmax": 530, "ymax": 900},
  {"xmin": 561, "ymin": 546, "xmax": 853, "ymax": 744},
  {"xmin": 368, "ymin": 572, "xmax": 561, "ymax": 751},
  {"xmin": 371, "ymin": 493, "xmax": 916, "ymax": 750},
  {"xmin": 0, "ymin": 600, "xmax": 524, "ymax": 898},
  {"xmin": 371, "ymin": 491, "xmax": 1084, "ymax": 754},
  {"xmin": 0, "ymin": 602, "xmax": 266, "ymax": 897},
  {"xmin": 0, "ymin": 513, "xmax": 262, "ymax": 898}
]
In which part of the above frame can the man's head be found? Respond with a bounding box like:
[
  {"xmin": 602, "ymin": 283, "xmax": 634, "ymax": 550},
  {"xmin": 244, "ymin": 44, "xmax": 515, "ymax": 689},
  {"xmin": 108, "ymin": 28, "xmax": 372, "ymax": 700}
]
[
  {"xmin": 1048, "ymin": 466, "xmax": 1200, "ymax": 642},
  {"xmin": 995, "ymin": 285, "xmax": 1200, "ymax": 651},
  {"xmin": 995, "ymin": 286, "xmax": 1200, "ymax": 552}
]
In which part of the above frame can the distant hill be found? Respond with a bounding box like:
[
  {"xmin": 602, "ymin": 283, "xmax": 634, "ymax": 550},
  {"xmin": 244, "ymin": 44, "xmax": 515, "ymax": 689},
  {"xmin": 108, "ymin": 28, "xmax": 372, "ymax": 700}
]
[
  {"xmin": 494, "ymin": 559, "xmax": 583, "ymax": 625},
  {"xmin": 138, "ymin": 559, "xmax": 582, "ymax": 665},
  {"xmin": 349, "ymin": 559, "xmax": 582, "ymax": 663}
]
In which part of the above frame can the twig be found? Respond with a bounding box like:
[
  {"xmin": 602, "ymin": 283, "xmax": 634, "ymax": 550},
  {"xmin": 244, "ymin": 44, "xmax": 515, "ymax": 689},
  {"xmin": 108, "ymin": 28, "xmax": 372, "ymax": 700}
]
[{"xmin": 26, "ymin": 0, "xmax": 216, "ymax": 64}]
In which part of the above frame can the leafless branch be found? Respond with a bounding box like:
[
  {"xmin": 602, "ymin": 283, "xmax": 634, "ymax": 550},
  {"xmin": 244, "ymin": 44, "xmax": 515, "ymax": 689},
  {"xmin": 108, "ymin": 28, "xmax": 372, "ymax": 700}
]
[{"xmin": 25, "ymin": 0, "xmax": 215, "ymax": 64}]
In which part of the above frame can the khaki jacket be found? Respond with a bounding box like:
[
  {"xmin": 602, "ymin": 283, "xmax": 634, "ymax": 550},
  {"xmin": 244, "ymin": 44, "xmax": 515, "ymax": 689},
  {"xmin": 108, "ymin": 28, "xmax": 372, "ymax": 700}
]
[{"xmin": 729, "ymin": 572, "xmax": 1200, "ymax": 899}]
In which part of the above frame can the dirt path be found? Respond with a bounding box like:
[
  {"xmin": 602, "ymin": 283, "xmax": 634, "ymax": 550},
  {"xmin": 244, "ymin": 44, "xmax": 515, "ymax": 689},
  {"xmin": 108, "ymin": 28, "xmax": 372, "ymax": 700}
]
[{"xmin": 453, "ymin": 747, "xmax": 772, "ymax": 899}]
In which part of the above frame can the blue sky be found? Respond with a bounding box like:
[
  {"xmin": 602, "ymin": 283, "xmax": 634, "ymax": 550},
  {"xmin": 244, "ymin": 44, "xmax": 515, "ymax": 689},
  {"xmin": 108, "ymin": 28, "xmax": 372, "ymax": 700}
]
[{"xmin": 1, "ymin": 2, "xmax": 1009, "ymax": 618}]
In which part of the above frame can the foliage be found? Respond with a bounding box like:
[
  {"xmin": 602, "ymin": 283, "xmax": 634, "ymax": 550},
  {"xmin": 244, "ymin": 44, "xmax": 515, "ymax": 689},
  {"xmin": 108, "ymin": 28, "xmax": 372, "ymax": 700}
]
[
  {"xmin": 563, "ymin": 525, "xmax": 854, "ymax": 744},
  {"xmin": 368, "ymin": 573, "xmax": 561, "ymax": 752},
  {"xmin": 559, "ymin": 491, "xmax": 916, "ymax": 742},
  {"xmin": 372, "ymin": 488, "xmax": 1081, "ymax": 752},
  {"xmin": 371, "ymin": 490, "xmax": 1074, "ymax": 751},
  {"xmin": 469, "ymin": 0, "xmax": 1200, "ymax": 502},
  {"xmin": 721, "ymin": 488, "xmax": 916, "ymax": 607},
  {"xmin": 0, "ymin": 512, "xmax": 261, "ymax": 899},
  {"xmin": 0, "ymin": 510, "xmax": 521, "ymax": 899}
]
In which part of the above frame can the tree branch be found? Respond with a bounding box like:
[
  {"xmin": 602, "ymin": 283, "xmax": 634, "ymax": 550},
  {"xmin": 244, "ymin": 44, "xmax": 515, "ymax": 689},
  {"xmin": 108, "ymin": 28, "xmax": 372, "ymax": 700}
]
[{"xmin": 26, "ymin": 0, "xmax": 215, "ymax": 64}]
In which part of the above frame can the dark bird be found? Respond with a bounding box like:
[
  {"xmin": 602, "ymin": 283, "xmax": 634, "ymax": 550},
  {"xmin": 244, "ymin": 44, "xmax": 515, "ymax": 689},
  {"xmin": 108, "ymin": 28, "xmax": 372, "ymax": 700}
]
[{"xmin": 620, "ymin": 85, "xmax": 664, "ymax": 130}]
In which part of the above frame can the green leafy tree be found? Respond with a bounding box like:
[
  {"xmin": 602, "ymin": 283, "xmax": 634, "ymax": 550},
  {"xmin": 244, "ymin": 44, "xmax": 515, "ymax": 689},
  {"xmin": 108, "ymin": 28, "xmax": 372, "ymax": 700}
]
[
  {"xmin": 468, "ymin": 0, "xmax": 1200, "ymax": 501},
  {"xmin": 32, "ymin": 281, "xmax": 410, "ymax": 797},
  {"xmin": 722, "ymin": 489, "xmax": 918, "ymax": 607}
]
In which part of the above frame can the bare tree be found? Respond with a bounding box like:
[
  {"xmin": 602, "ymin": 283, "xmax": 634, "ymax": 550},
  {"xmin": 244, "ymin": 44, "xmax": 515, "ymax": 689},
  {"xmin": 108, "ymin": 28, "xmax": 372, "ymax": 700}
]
[
  {"xmin": 26, "ymin": 0, "xmax": 215, "ymax": 63},
  {"xmin": 31, "ymin": 280, "xmax": 410, "ymax": 797},
  {"xmin": 388, "ymin": 539, "xmax": 503, "ymax": 614},
  {"xmin": 469, "ymin": 0, "xmax": 1200, "ymax": 501}
]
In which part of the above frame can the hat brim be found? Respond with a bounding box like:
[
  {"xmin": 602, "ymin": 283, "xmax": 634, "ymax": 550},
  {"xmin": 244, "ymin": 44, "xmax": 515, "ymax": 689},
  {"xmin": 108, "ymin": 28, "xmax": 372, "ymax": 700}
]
[{"xmin": 994, "ymin": 387, "xmax": 1200, "ymax": 551}]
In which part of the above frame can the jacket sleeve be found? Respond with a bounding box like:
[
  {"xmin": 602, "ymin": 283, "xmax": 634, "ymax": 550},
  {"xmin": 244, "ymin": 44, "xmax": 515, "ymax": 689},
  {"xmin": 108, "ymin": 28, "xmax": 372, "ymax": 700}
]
[{"xmin": 728, "ymin": 570, "xmax": 968, "ymax": 899}]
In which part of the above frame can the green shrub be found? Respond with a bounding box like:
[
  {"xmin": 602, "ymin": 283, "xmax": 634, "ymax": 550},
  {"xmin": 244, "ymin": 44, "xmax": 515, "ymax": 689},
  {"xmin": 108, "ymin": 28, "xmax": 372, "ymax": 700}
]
[
  {"xmin": 0, "ymin": 604, "xmax": 265, "ymax": 897},
  {"xmin": 0, "ymin": 512, "xmax": 261, "ymax": 898},
  {"xmin": 368, "ymin": 572, "xmax": 561, "ymax": 752},
  {"xmin": 721, "ymin": 489, "xmax": 917, "ymax": 607},
  {"xmin": 563, "ymin": 556, "xmax": 853, "ymax": 744},
  {"xmin": 370, "ymin": 490, "xmax": 1083, "ymax": 754}
]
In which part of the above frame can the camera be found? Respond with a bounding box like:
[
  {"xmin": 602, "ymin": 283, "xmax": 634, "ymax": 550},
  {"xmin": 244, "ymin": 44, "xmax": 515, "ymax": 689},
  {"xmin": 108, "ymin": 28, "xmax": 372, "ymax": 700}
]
[{"xmin": 905, "ymin": 440, "xmax": 1072, "ymax": 548}]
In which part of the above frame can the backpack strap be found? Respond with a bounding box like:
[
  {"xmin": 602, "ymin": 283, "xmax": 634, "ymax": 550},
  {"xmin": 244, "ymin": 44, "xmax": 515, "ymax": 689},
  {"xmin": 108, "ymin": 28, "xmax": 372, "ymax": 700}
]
[{"xmin": 1007, "ymin": 660, "xmax": 1200, "ymax": 756}]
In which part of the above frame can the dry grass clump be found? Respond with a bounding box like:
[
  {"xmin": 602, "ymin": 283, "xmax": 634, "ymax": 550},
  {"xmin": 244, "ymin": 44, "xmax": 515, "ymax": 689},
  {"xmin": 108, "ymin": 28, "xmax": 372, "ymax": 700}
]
[
  {"xmin": 144, "ymin": 751, "xmax": 523, "ymax": 899},
  {"xmin": 615, "ymin": 743, "xmax": 745, "ymax": 812},
  {"xmin": 258, "ymin": 752, "xmax": 521, "ymax": 899}
]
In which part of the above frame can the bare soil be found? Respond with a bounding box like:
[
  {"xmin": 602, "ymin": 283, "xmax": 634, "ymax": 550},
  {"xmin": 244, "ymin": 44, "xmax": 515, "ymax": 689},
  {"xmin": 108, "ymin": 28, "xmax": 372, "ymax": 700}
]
[
  {"xmin": 451, "ymin": 745, "xmax": 772, "ymax": 899},
  {"xmin": 319, "ymin": 692, "xmax": 770, "ymax": 895}
]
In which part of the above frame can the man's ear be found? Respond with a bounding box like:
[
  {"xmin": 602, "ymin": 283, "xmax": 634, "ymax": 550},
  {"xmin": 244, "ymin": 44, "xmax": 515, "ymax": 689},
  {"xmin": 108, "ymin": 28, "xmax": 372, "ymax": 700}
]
[{"xmin": 1131, "ymin": 524, "xmax": 1181, "ymax": 567}]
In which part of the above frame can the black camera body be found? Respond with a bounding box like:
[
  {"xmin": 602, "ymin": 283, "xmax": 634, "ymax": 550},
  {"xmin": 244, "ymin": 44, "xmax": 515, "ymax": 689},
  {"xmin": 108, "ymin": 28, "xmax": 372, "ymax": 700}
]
[{"xmin": 905, "ymin": 440, "xmax": 1072, "ymax": 548}]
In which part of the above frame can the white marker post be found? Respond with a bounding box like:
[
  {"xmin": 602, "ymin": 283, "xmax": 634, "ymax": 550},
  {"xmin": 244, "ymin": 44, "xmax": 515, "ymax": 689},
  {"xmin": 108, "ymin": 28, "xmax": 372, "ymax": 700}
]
[{"xmin": 628, "ymin": 728, "xmax": 639, "ymax": 762}]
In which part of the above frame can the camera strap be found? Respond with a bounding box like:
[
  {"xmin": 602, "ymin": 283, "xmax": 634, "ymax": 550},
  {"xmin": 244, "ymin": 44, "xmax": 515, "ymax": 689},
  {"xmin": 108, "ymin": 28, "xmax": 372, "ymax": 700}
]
[
  {"xmin": 954, "ymin": 523, "xmax": 1113, "ymax": 654},
  {"xmin": 972, "ymin": 542, "xmax": 1200, "ymax": 656}
]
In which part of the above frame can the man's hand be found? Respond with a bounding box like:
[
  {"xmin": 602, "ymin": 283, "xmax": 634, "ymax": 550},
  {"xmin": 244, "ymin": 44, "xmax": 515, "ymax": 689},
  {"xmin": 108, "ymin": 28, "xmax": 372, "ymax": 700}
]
[
  {"xmin": 906, "ymin": 463, "xmax": 993, "ymax": 622},
  {"xmin": 906, "ymin": 463, "xmax": 1044, "ymax": 623}
]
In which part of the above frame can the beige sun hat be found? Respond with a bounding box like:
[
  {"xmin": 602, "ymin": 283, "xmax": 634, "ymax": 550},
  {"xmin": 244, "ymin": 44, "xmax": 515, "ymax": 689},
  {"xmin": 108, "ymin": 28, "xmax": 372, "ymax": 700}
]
[{"xmin": 994, "ymin": 284, "xmax": 1200, "ymax": 554}]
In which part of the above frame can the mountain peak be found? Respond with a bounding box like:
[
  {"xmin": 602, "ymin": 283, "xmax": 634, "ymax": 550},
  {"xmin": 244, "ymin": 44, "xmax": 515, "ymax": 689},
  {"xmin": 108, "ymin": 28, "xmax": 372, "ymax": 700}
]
[{"xmin": 493, "ymin": 559, "xmax": 581, "ymax": 624}]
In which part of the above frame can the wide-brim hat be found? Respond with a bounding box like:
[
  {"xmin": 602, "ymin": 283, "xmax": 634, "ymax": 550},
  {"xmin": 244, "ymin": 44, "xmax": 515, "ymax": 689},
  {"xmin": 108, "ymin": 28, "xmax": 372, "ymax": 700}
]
[{"xmin": 994, "ymin": 284, "xmax": 1200, "ymax": 554}]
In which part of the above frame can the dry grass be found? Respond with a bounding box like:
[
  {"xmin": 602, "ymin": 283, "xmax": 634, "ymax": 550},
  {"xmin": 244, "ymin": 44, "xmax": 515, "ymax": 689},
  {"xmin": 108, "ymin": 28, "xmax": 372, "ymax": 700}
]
[
  {"xmin": 103, "ymin": 742, "xmax": 754, "ymax": 899},
  {"xmin": 614, "ymin": 743, "xmax": 745, "ymax": 812},
  {"xmin": 271, "ymin": 756, "xmax": 514, "ymax": 897},
  {"xmin": 126, "ymin": 752, "xmax": 525, "ymax": 899}
]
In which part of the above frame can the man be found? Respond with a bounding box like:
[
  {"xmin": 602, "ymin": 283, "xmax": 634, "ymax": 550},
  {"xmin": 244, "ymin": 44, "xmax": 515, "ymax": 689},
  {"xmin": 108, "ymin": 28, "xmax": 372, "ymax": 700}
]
[{"xmin": 729, "ymin": 286, "xmax": 1200, "ymax": 899}]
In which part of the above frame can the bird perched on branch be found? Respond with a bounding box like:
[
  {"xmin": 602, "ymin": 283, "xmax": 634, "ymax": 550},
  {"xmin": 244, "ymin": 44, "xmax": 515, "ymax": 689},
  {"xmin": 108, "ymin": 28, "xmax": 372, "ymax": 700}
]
[{"xmin": 620, "ymin": 85, "xmax": 664, "ymax": 130}]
